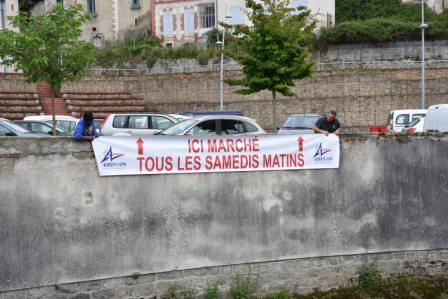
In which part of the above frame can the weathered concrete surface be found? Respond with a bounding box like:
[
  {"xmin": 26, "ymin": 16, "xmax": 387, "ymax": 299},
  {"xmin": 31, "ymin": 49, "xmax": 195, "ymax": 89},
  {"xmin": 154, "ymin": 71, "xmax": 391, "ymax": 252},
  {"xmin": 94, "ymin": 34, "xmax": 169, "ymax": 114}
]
[{"xmin": 0, "ymin": 135, "xmax": 448, "ymax": 292}]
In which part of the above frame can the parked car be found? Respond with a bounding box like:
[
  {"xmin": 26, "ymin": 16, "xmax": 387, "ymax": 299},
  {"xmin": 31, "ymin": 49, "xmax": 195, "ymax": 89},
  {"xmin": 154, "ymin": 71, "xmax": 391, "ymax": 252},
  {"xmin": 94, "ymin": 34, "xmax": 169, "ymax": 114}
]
[
  {"xmin": 180, "ymin": 110, "xmax": 244, "ymax": 117},
  {"xmin": 402, "ymin": 117, "xmax": 425, "ymax": 133},
  {"xmin": 100, "ymin": 113, "xmax": 179, "ymax": 136},
  {"xmin": 23, "ymin": 115, "xmax": 79, "ymax": 132},
  {"xmin": 277, "ymin": 114, "xmax": 321, "ymax": 134},
  {"xmin": 423, "ymin": 104, "xmax": 448, "ymax": 133},
  {"xmin": 388, "ymin": 109, "xmax": 426, "ymax": 132},
  {"xmin": 159, "ymin": 115, "xmax": 265, "ymax": 136},
  {"xmin": 0, "ymin": 118, "xmax": 40, "ymax": 137},
  {"xmin": 14, "ymin": 120, "xmax": 71, "ymax": 136},
  {"xmin": 169, "ymin": 114, "xmax": 191, "ymax": 121}
]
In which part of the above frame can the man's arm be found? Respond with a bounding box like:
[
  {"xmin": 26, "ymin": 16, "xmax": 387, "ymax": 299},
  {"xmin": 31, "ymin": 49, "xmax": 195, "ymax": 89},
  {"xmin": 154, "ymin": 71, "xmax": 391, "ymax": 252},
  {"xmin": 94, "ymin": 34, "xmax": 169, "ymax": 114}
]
[
  {"xmin": 73, "ymin": 122, "xmax": 94, "ymax": 141},
  {"xmin": 312, "ymin": 118, "xmax": 329, "ymax": 136}
]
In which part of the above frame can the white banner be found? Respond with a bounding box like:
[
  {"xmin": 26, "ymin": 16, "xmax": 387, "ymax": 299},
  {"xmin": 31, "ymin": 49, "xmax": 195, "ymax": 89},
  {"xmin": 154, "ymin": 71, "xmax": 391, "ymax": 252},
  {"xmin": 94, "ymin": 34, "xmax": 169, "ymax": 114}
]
[{"xmin": 92, "ymin": 134, "xmax": 340, "ymax": 176}]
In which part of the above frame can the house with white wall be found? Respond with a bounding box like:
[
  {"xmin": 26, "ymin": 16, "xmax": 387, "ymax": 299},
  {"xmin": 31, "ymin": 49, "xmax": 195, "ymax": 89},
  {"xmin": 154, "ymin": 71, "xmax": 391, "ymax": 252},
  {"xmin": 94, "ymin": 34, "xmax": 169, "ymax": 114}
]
[
  {"xmin": 0, "ymin": 0, "xmax": 19, "ymax": 73},
  {"xmin": 402, "ymin": 0, "xmax": 447, "ymax": 13},
  {"xmin": 151, "ymin": 0, "xmax": 335, "ymax": 47}
]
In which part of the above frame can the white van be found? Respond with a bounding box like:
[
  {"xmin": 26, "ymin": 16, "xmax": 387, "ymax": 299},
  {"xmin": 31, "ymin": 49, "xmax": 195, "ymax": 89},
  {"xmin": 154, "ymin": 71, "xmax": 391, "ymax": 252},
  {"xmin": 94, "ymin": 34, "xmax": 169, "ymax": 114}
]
[
  {"xmin": 423, "ymin": 104, "xmax": 448, "ymax": 133},
  {"xmin": 388, "ymin": 109, "xmax": 427, "ymax": 132}
]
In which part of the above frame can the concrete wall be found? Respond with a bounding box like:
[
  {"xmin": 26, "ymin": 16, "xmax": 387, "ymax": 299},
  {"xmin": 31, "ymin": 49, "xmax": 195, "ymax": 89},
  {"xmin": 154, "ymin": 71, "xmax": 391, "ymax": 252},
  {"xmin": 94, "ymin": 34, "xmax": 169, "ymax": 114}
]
[
  {"xmin": 0, "ymin": 134, "xmax": 448, "ymax": 294},
  {"xmin": 316, "ymin": 40, "xmax": 448, "ymax": 63}
]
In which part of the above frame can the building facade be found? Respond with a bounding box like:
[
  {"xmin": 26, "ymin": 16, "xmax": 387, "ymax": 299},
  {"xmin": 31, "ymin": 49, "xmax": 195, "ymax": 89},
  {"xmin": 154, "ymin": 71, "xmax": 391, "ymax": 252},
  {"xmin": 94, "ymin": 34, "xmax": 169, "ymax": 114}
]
[
  {"xmin": 151, "ymin": 0, "xmax": 335, "ymax": 46},
  {"xmin": 0, "ymin": 0, "xmax": 19, "ymax": 73},
  {"xmin": 402, "ymin": 0, "xmax": 447, "ymax": 13},
  {"xmin": 31, "ymin": 0, "xmax": 151, "ymax": 46}
]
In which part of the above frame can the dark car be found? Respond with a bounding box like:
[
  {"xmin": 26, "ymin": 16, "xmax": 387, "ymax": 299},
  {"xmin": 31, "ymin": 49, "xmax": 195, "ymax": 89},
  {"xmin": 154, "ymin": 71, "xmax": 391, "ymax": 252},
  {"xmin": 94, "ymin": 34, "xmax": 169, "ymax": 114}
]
[
  {"xmin": 277, "ymin": 114, "xmax": 321, "ymax": 135},
  {"xmin": 0, "ymin": 118, "xmax": 40, "ymax": 137},
  {"xmin": 14, "ymin": 120, "xmax": 71, "ymax": 136}
]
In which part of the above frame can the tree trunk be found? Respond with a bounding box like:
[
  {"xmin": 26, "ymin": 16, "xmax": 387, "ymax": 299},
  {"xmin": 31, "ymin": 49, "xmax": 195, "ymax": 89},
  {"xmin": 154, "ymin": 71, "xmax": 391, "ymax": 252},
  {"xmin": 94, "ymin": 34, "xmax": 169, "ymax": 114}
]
[
  {"xmin": 272, "ymin": 90, "xmax": 277, "ymax": 131},
  {"xmin": 51, "ymin": 89, "xmax": 56, "ymax": 136}
]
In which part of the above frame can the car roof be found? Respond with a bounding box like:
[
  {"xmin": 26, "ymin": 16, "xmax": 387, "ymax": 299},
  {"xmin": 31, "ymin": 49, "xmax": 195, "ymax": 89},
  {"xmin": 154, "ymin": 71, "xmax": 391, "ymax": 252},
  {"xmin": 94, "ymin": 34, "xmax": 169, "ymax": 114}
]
[
  {"xmin": 24, "ymin": 115, "xmax": 79, "ymax": 121},
  {"xmin": 189, "ymin": 115, "xmax": 258, "ymax": 122},
  {"xmin": 428, "ymin": 104, "xmax": 448, "ymax": 109},
  {"xmin": 289, "ymin": 114, "xmax": 321, "ymax": 117},
  {"xmin": 390, "ymin": 109, "xmax": 427, "ymax": 114}
]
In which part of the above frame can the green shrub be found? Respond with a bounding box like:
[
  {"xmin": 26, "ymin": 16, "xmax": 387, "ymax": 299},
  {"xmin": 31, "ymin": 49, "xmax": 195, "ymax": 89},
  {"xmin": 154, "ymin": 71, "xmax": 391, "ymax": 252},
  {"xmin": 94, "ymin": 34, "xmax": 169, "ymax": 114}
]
[
  {"xmin": 205, "ymin": 282, "xmax": 220, "ymax": 299},
  {"xmin": 229, "ymin": 274, "xmax": 259, "ymax": 299},
  {"xmin": 197, "ymin": 50, "xmax": 210, "ymax": 66},
  {"xmin": 356, "ymin": 262, "xmax": 385, "ymax": 296}
]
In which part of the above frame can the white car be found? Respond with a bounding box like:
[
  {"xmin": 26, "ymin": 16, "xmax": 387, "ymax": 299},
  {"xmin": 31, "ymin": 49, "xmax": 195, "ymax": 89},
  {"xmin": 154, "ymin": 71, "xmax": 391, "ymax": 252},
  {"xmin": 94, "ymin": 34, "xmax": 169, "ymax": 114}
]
[
  {"xmin": 159, "ymin": 115, "xmax": 266, "ymax": 136},
  {"xmin": 388, "ymin": 109, "xmax": 426, "ymax": 132},
  {"xmin": 100, "ymin": 113, "xmax": 179, "ymax": 136},
  {"xmin": 423, "ymin": 104, "xmax": 448, "ymax": 133},
  {"xmin": 23, "ymin": 115, "xmax": 79, "ymax": 132}
]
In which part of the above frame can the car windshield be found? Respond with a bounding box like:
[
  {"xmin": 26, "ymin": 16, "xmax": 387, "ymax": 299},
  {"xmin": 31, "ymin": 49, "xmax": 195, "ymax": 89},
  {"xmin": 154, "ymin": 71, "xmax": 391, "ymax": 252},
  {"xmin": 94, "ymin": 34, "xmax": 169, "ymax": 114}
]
[
  {"xmin": 2, "ymin": 120, "xmax": 30, "ymax": 133},
  {"xmin": 282, "ymin": 116, "xmax": 318, "ymax": 129},
  {"xmin": 405, "ymin": 118, "xmax": 421, "ymax": 128},
  {"xmin": 160, "ymin": 119, "xmax": 197, "ymax": 135}
]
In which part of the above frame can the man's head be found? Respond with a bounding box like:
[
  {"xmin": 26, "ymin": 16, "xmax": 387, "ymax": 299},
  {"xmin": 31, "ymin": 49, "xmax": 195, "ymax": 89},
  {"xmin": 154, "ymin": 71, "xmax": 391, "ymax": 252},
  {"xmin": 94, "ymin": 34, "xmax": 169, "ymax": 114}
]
[
  {"xmin": 83, "ymin": 112, "xmax": 94, "ymax": 126},
  {"xmin": 326, "ymin": 110, "xmax": 337, "ymax": 122}
]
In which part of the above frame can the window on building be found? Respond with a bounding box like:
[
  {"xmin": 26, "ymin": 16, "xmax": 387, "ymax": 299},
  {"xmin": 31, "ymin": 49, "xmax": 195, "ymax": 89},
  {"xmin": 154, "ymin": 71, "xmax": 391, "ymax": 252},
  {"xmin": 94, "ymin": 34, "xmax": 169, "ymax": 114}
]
[
  {"xmin": 230, "ymin": 6, "xmax": 244, "ymax": 25},
  {"xmin": 163, "ymin": 11, "xmax": 173, "ymax": 36},
  {"xmin": 0, "ymin": 0, "xmax": 6, "ymax": 29},
  {"xmin": 134, "ymin": 18, "xmax": 138, "ymax": 26},
  {"xmin": 184, "ymin": 8, "xmax": 194, "ymax": 34},
  {"xmin": 326, "ymin": 13, "xmax": 333, "ymax": 28},
  {"xmin": 93, "ymin": 35, "xmax": 103, "ymax": 47},
  {"xmin": 199, "ymin": 3, "xmax": 215, "ymax": 29},
  {"xmin": 56, "ymin": 0, "xmax": 64, "ymax": 5},
  {"xmin": 87, "ymin": 0, "xmax": 96, "ymax": 15},
  {"xmin": 132, "ymin": 0, "xmax": 141, "ymax": 9}
]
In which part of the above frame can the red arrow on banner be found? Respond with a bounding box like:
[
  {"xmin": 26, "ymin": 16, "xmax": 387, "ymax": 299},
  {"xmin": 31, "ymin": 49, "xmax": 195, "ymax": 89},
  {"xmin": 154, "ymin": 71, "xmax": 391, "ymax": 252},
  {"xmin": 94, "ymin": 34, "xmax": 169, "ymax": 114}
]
[
  {"xmin": 297, "ymin": 136, "xmax": 304, "ymax": 152},
  {"xmin": 137, "ymin": 138, "xmax": 144, "ymax": 155}
]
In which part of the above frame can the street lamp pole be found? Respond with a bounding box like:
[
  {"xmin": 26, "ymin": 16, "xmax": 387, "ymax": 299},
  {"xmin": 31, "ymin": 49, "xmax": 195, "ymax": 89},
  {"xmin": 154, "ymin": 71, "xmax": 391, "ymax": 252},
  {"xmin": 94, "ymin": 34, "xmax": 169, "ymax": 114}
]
[
  {"xmin": 217, "ymin": 15, "xmax": 231, "ymax": 110},
  {"xmin": 420, "ymin": 0, "xmax": 428, "ymax": 109}
]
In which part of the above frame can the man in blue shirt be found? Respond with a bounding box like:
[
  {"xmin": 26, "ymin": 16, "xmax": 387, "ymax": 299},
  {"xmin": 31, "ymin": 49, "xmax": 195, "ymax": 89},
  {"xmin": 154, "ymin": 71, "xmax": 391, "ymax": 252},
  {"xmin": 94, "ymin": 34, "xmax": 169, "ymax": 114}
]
[
  {"xmin": 312, "ymin": 110, "xmax": 341, "ymax": 136},
  {"xmin": 74, "ymin": 112, "xmax": 99, "ymax": 141}
]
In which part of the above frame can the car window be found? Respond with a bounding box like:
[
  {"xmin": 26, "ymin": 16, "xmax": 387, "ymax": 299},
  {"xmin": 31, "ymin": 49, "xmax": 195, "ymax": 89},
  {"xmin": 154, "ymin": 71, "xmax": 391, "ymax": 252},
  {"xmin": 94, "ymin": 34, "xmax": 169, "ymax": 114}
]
[
  {"xmin": 15, "ymin": 122, "xmax": 30, "ymax": 130},
  {"xmin": 31, "ymin": 123, "xmax": 52, "ymax": 134},
  {"xmin": 0, "ymin": 124, "xmax": 12, "ymax": 136},
  {"xmin": 191, "ymin": 120, "xmax": 217, "ymax": 136},
  {"xmin": 412, "ymin": 114, "xmax": 426, "ymax": 120},
  {"xmin": 395, "ymin": 114, "xmax": 410, "ymax": 125},
  {"xmin": 112, "ymin": 116, "xmax": 127, "ymax": 128},
  {"xmin": 56, "ymin": 120, "xmax": 72, "ymax": 132},
  {"xmin": 161, "ymin": 119, "xmax": 197, "ymax": 135},
  {"xmin": 128, "ymin": 116, "xmax": 149, "ymax": 129},
  {"xmin": 405, "ymin": 118, "xmax": 420, "ymax": 128},
  {"xmin": 243, "ymin": 121, "xmax": 259, "ymax": 133},
  {"xmin": 2, "ymin": 120, "xmax": 29, "ymax": 133},
  {"xmin": 283, "ymin": 116, "xmax": 318, "ymax": 129},
  {"xmin": 151, "ymin": 116, "xmax": 174, "ymax": 130},
  {"xmin": 221, "ymin": 119, "xmax": 244, "ymax": 134}
]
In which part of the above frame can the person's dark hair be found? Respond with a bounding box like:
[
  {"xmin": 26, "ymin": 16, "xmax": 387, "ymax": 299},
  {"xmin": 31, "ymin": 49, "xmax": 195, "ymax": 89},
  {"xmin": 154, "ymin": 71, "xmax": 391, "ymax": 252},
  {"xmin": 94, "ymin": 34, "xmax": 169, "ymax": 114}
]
[
  {"xmin": 329, "ymin": 110, "xmax": 337, "ymax": 117},
  {"xmin": 83, "ymin": 112, "xmax": 94, "ymax": 125}
]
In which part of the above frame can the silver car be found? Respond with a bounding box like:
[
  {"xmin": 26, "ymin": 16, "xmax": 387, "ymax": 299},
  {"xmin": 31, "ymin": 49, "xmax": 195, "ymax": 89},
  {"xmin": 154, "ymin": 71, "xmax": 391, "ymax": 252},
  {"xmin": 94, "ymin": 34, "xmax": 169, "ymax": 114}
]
[
  {"xmin": 277, "ymin": 114, "xmax": 321, "ymax": 135},
  {"xmin": 101, "ymin": 113, "xmax": 179, "ymax": 136},
  {"xmin": 159, "ymin": 115, "xmax": 266, "ymax": 136}
]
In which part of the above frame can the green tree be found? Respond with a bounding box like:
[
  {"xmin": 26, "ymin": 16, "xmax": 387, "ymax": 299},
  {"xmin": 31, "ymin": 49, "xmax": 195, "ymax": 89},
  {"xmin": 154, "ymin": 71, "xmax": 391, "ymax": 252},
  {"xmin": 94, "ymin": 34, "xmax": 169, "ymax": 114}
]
[
  {"xmin": 226, "ymin": 0, "xmax": 316, "ymax": 128},
  {"xmin": 0, "ymin": 4, "xmax": 95, "ymax": 135}
]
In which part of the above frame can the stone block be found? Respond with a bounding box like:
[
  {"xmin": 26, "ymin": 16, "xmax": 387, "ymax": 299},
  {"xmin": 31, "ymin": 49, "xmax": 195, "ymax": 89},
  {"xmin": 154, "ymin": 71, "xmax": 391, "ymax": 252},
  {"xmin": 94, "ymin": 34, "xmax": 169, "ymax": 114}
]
[
  {"xmin": 393, "ymin": 252, "xmax": 405, "ymax": 260},
  {"xmin": 126, "ymin": 283, "xmax": 155, "ymax": 297},
  {"xmin": 91, "ymin": 288, "xmax": 128, "ymax": 299},
  {"xmin": 102, "ymin": 277, "xmax": 123, "ymax": 289},
  {"xmin": 295, "ymin": 259, "xmax": 311, "ymax": 269},
  {"xmin": 68, "ymin": 293, "xmax": 91, "ymax": 299},
  {"xmin": 76, "ymin": 280, "xmax": 103, "ymax": 292},
  {"xmin": 124, "ymin": 274, "xmax": 155, "ymax": 286},
  {"xmin": 184, "ymin": 267, "xmax": 220, "ymax": 278},
  {"xmin": 157, "ymin": 270, "xmax": 185, "ymax": 281}
]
